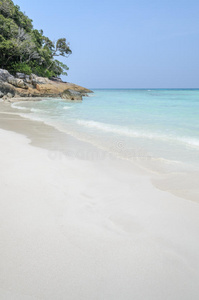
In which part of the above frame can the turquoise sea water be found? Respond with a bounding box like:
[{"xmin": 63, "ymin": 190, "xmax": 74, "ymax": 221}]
[{"xmin": 12, "ymin": 89, "xmax": 199, "ymax": 173}]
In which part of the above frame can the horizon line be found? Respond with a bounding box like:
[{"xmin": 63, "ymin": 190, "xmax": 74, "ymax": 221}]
[{"xmin": 90, "ymin": 88, "xmax": 199, "ymax": 90}]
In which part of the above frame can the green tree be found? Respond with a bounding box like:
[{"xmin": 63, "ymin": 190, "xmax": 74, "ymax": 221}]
[
  {"xmin": 45, "ymin": 38, "xmax": 72, "ymax": 71},
  {"xmin": 0, "ymin": 0, "xmax": 72, "ymax": 77}
]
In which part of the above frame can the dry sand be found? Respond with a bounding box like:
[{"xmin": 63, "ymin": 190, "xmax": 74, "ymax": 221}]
[{"xmin": 0, "ymin": 109, "xmax": 199, "ymax": 300}]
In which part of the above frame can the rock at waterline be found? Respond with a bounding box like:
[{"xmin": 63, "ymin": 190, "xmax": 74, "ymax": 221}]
[
  {"xmin": 61, "ymin": 89, "xmax": 83, "ymax": 100},
  {"xmin": 0, "ymin": 68, "xmax": 93, "ymax": 99}
]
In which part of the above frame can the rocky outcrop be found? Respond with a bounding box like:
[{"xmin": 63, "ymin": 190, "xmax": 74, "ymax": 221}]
[{"xmin": 0, "ymin": 69, "xmax": 93, "ymax": 100}]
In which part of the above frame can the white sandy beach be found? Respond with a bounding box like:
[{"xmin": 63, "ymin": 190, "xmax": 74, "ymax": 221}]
[{"xmin": 0, "ymin": 111, "xmax": 199, "ymax": 299}]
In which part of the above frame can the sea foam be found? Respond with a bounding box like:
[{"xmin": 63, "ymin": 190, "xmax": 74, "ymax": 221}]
[
  {"xmin": 11, "ymin": 102, "xmax": 27, "ymax": 110},
  {"xmin": 76, "ymin": 119, "xmax": 199, "ymax": 149}
]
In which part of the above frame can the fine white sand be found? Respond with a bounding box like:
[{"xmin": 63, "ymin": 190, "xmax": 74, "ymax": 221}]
[{"xmin": 0, "ymin": 127, "xmax": 199, "ymax": 300}]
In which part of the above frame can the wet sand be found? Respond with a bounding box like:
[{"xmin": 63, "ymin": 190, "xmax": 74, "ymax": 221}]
[{"xmin": 0, "ymin": 102, "xmax": 199, "ymax": 300}]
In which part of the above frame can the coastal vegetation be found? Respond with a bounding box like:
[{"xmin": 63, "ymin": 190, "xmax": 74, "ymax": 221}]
[{"xmin": 0, "ymin": 0, "xmax": 72, "ymax": 78}]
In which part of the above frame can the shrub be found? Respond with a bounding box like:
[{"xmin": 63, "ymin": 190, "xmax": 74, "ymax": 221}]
[{"xmin": 9, "ymin": 62, "xmax": 32, "ymax": 75}]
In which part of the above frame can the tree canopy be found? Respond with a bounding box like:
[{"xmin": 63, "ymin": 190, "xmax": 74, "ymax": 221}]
[{"xmin": 0, "ymin": 0, "xmax": 72, "ymax": 77}]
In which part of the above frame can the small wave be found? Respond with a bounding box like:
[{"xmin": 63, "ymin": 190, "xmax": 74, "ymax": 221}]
[
  {"xmin": 63, "ymin": 106, "xmax": 72, "ymax": 110},
  {"xmin": 30, "ymin": 108, "xmax": 43, "ymax": 113},
  {"xmin": 178, "ymin": 137, "xmax": 199, "ymax": 148},
  {"xmin": 76, "ymin": 120, "xmax": 160, "ymax": 139},
  {"xmin": 76, "ymin": 120, "xmax": 199, "ymax": 149},
  {"xmin": 11, "ymin": 102, "xmax": 27, "ymax": 110},
  {"xmin": 19, "ymin": 113, "xmax": 43, "ymax": 122}
]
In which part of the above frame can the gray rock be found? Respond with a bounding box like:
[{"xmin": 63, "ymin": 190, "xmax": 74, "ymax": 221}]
[
  {"xmin": 50, "ymin": 76, "xmax": 63, "ymax": 82},
  {"xmin": 31, "ymin": 79, "xmax": 37, "ymax": 88},
  {"xmin": 0, "ymin": 69, "xmax": 13, "ymax": 82},
  {"xmin": 61, "ymin": 89, "xmax": 82, "ymax": 100},
  {"xmin": 7, "ymin": 77, "xmax": 28, "ymax": 89},
  {"xmin": 0, "ymin": 81, "xmax": 16, "ymax": 96},
  {"xmin": 0, "ymin": 91, "xmax": 4, "ymax": 98},
  {"xmin": 25, "ymin": 75, "xmax": 31, "ymax": 84},
  {"xmin": 30, "ymin": 74, "xmax": 50, "ymax": 84},
  {"xmin": 30, "ymin": 73, "xmax": 37, "ymax": 81},
  {"xmin": 16, "ymin": 72, "xmax": 26, "ymax": 79},
  {"xmin": 7, "ymin": 92, "xmax": 13, "ymax": 98}
]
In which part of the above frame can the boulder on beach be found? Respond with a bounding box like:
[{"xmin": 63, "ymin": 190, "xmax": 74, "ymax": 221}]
[{"xmin": 61, "ymin": 89, "xmax": 83, "ymax": 100}]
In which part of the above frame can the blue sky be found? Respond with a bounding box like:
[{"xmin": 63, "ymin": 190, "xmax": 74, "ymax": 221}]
[{"xmin": 14, "ymin": 0, "xmax": 199, "ymax": 88}]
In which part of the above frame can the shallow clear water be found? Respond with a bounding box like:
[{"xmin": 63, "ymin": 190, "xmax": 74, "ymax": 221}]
[{"xmin": 12, "ymin": 89, "xmax": 199, "ymax": 173}]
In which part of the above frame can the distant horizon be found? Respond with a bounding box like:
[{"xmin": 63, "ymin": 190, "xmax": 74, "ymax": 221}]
[{"xmin": 90, "ymin": 87, "xmax": 199, "ymax": 90}]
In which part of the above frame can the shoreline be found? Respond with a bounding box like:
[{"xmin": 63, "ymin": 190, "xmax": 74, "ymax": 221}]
[
  {"xmin": 1, "ymin": 101, "xmax": 199, "ymax": 299},
  {"xmin": 1, "ymin": 99, "xmax": 198, "ymax": 204}
]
